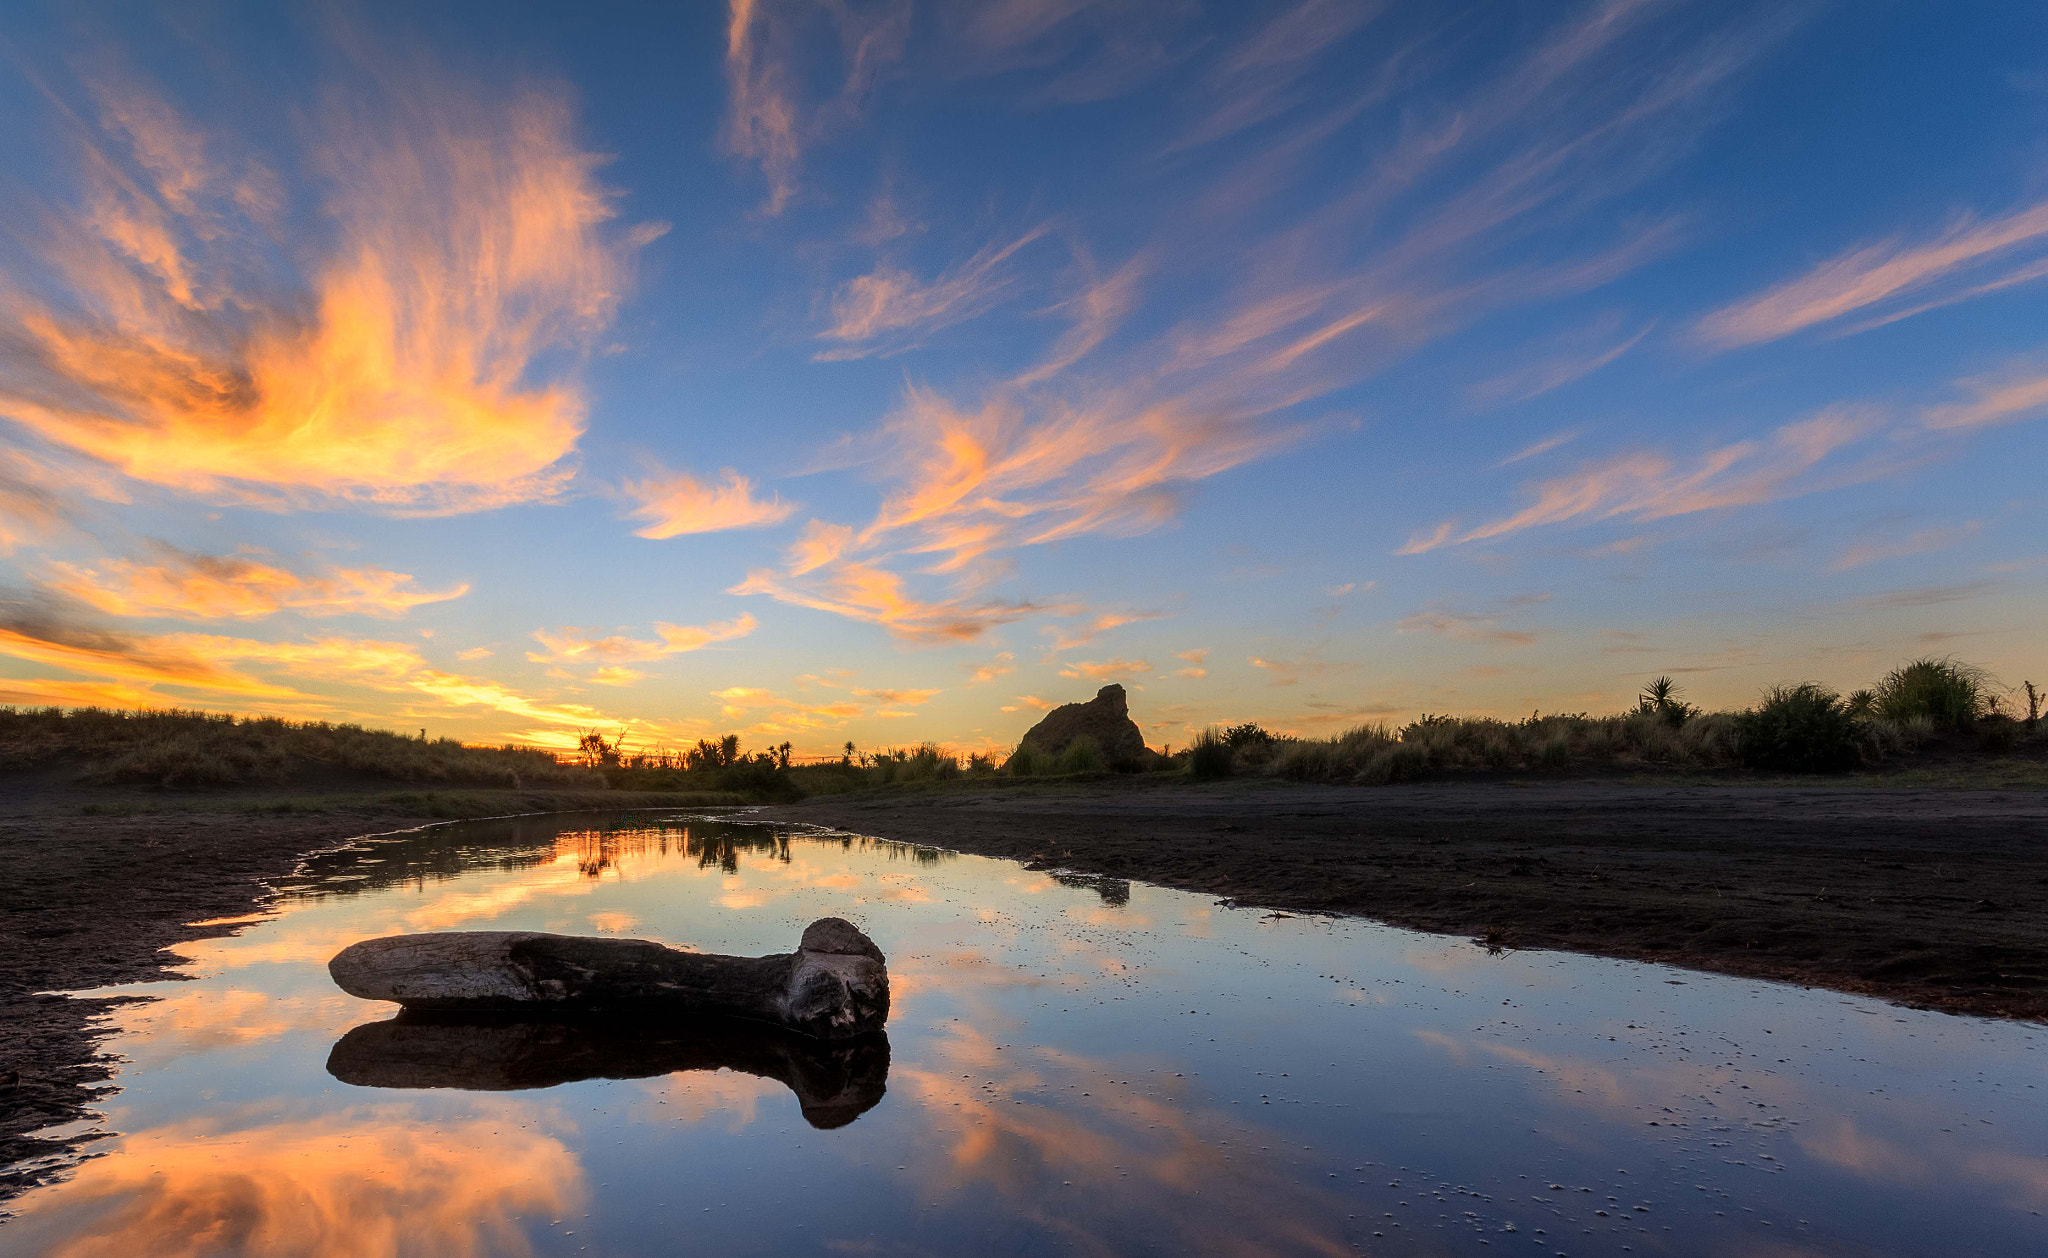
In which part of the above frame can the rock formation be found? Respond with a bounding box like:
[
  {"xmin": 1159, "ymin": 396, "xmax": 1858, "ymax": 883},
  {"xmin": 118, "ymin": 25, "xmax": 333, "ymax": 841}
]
[
  {"xmin": 327, "ymin": 1013, "xmax": 889, "ymax": 1128},
  {"xmin": 327, "ymin": 917, "xmax": 889, "ymax": 1040},
  {"xmin": 1019, "ymin": 683, "xmax": 1146, "ymax": 762}
]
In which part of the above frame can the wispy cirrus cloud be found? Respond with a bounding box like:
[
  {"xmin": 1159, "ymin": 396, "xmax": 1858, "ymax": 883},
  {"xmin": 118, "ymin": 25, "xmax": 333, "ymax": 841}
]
[
  {"xmin": 723, "ymin": 0, "xmax": 912, "ymax": 214},
  {"xmin": 999, "ymin": 694, "xmax": 1055, "ymax": 713},
  {"xmin": 1041, "ymin": 609, "xmax": 1164, "ymax": 651},
  {"xmin": 1165, "ymin": 0, "xmax": 1384, "ymax": 153},
  {"xmin": 1695, "ymin": 193, "xmax": 2048, "ymax": 348},
  {"xmin": 738, "ymin": 0, "xmax": 1799, "ymax": 646},
  {"xmin": 623, "ymin": 468, "xmax": 796, "ymax": 538},
  {"xmin": 1395, "ymin": 609, "xmax": 1536, "ymax": 648},
  {"xmin": 46, "ymin": 547, "xmax": 468, "ymax": 620},
  {"xmin": 0, "ymin": 61, "xmax": 657, "ymax": 514},
  {"xmin": 1831, "ymin": 521, "xmax": 1982, "ymax": 572},
  {"xmin": 1172, "ymin": 647, "xmax": 1207, "ymax": 679},
  {"xmin": 816, "ymin": 224, "xmax": 1053, "ymax": 358},
  {"xmin": 1469, "ymin": 319, "xmax": 1652, "ymax": 407},
  {"xmin": 1923, "ymin": 361, "xmax": 2048, "ymax": 432},
  {"xmin": 1402, "ymin": 406, "xmax": 1886, "ymax": 553},
  {"xmin": 530, "ymin": 614, "xmax": 757, "ymax": 664}
]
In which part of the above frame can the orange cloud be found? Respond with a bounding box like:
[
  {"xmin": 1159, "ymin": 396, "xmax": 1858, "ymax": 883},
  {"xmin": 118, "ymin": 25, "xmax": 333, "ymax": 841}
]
[
  {"xmin": 530, "ymin": 614, "xmax": 757, "ymax": 664},
  {"xmin": 0, "ymin": 63, "xmax": 650, "ymax": 513},
  {"xmin": 1057, "ymin": 658, "xmax": 1149, "ymax": 682},
  {"xmin": 623, "ymin": 468, "xmax": 795, "ymax": 538},
  {"xmin": 47, "ymin": 549, "xmax": 467, "ymax": 619},
  {"xmin": 966, "ymin": 651, "xmax": 1016, "ymax": 684},
  {"xmin": 1172, "ymin": 647, "xmax": 1207, "ymax": 679},
  {"xmin": 999, "ymin": 694, "xmax": 1055, "ymax": 713}
]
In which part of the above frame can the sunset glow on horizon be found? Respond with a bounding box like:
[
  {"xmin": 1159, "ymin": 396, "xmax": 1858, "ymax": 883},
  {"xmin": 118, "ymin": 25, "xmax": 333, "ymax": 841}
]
[{"xmin": 0, "ymin": 1, "xmax": 2042, "ymax": 755}]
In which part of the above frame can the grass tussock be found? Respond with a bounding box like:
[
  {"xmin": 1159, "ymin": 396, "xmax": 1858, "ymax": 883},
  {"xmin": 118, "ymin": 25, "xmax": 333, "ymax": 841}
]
[{"xmin": 0, "ymin": 707, "xmax": 600, "ymax": 790}]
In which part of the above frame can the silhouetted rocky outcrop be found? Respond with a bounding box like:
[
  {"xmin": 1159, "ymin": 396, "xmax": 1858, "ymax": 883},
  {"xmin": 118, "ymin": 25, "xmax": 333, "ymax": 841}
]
[{"xmin": 1020, "ymin": 684, "xmax": 1146, "ymax": 763}]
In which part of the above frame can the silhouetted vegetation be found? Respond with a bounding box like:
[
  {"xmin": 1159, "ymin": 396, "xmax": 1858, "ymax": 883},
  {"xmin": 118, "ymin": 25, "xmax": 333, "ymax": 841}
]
[
  {"xmin": 1737, "ymin": 684, "xmax": 1860, "ymax": 772},
  {"xmin": 1188, "ymin": 728, "xmax": 1234, "ymax": 779},
  {"xmin": 0, "ymin": 707, "xmax": 599, "ymax": 790},
  {"xmin": 1174, "ymin": 656, "xmax": 2040, "ymax": 785},
  {"xmin": 1870, "ymin": 656, "xmax": 1991, "ymax": 730}
]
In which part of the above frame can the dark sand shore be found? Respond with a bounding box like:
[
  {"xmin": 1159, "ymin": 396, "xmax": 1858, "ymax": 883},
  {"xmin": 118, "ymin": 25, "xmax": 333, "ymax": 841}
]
[{"xmin": 761, "ymin": 778, "xmax": 2048, "ymax": 1020}]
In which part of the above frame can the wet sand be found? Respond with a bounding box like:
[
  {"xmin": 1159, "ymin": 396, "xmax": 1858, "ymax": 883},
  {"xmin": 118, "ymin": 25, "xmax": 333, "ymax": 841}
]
[{"xmin": 761, "ymin": 778, "xmax": 2048, "ymax": 1021}]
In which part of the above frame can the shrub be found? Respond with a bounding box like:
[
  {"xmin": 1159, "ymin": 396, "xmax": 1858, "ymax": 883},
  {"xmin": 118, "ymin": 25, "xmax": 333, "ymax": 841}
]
[
  {"xmin": 1636, "ymin": 676, "xmax": 1698, "ymax": 727},
  {"xmin": 1357, "ymin": 741, "xmax": 1430, "ymax": 784},
  {"xmin": 1006, "ymin": 744, "xmax": 1046, "ymax": 776},
  {"xmin": 1058, "ymin": 736, "xmax": 1106, "ymax": 775},
  {"xmin": 1738, "ymin": 683, "xmax": 1860, "ymax": 773},
  {"xmin": 1871, "ymin": 657, "xmax": 1993, "ymax": 730},
  {"xmin": 1222, "ymin": 723, "xmax": 1273, "ymax": 749},
  {"xmin": 1189, "ymin": 728, "xmax": 1234, "ymax": 780}
]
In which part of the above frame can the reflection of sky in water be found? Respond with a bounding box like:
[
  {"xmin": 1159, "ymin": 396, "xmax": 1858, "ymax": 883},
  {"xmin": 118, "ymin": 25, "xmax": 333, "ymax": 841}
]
[{"xmin": 8, "ymin": 813, "xmax": 2046, "ymax": 1255}]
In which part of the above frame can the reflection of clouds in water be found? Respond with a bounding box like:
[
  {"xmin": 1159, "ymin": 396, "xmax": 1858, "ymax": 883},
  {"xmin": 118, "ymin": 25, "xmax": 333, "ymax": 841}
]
[
  {"xmin": 1796, "ymin": 1118, "xmax": 2048, "ymax": 1212},
  {"xmin": 634, "ymin": 1069, "xmax": 784, "ymax": 1134},
  {"xmin": 114, "ymin": 989, "xmax": 358, "ymax": 1057},
  {"xmin": 8, "ymin": 1106, "xmax": 583, "ymax": 1258},
  {"xmin": 896, "ymin": 1022, "xmax": 1356, "ymax": 1256},
  {"xmin": 587, "ymin": 910, "xmax": 639, "ymax": 933},
  {"xmin": 1408, "ymin": 1025, "xmax": 2048, "ymax": 1212}
]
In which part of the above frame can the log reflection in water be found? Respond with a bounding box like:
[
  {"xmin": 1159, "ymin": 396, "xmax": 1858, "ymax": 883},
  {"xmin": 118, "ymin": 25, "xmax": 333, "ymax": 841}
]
[{"xmin": 326, "ymin": 1013, "xmax": 889, "ymax": 1129}]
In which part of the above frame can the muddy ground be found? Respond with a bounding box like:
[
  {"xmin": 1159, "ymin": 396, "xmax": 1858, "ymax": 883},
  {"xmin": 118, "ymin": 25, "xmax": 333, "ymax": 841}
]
[{"xmin": 762, "ymin": 777, "xmax": 2048, "ymax": 1020}]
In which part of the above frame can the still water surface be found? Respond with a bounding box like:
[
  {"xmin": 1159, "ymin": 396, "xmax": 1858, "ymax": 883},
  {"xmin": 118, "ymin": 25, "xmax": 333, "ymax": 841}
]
[{"xmin": 7, "ymin": 812, "xmax": 2046, "ymax": 1255}]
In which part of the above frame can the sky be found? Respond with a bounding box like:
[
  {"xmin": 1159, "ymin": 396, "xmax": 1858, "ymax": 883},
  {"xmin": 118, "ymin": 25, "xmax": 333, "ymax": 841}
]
[{"xmin": 0, "ymin": 0, "xmax": 2043, "ymax": 757}]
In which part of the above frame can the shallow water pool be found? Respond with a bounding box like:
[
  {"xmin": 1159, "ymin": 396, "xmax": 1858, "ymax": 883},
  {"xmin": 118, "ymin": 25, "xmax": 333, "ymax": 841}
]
[{"xmin": 7, "ymin": 812, "xmax": 2045, "ymax": 1255}]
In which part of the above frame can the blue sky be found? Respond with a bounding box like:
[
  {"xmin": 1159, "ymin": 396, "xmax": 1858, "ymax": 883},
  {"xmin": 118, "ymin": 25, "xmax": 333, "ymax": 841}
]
[{"xmin": 0, "ymin": 0, "xmax": 2042, "ymax": 754}]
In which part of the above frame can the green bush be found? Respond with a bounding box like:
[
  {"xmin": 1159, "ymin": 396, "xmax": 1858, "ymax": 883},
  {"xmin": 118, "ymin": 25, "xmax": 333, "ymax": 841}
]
[
  {"xmin": 1188, "ymin": 728, "xmax": 1234, "ymax": 780},
  {"xmin": 1871, "ymin": 657, "xmax": 1992, "ymax": 730},
  {"xmin": 1738, "ymin": 683, "xmax": 1860, "ymax": 773}
]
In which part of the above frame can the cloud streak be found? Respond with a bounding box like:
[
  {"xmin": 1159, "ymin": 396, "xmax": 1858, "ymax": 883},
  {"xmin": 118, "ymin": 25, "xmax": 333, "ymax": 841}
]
[
  {"xmin": 47, "ymin": 548, "xmax": 467, "ymax": 620},
  {"xmin": 1403, "ymin": 406, "xmax": 1885, "ymax": 552},
  {"xmin": 530, "ymin": 614, "xmax": 758, "ymax": 664},
  {"xmin": 1696, "ymin": 194, "xmax": 2048, "ymax": 348}
]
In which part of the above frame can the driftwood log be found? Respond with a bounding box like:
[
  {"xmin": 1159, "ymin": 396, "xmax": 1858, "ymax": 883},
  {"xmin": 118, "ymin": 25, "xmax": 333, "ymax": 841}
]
[
  {"xmin": 327, "ymin": 1014, "xmax": 889, "ymax": 1128},
  {"xmin": 327, "ymin": 917, "xmax": 889, "ymax": 1040}
]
